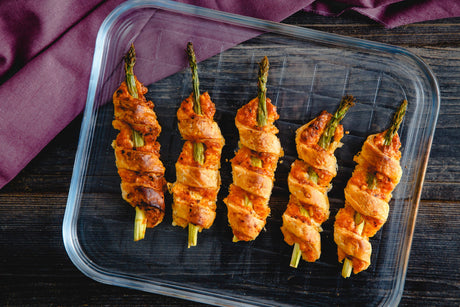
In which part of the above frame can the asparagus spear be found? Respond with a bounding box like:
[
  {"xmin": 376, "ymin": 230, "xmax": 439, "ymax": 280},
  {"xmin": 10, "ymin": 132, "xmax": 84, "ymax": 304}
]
[
  {"xmin": 384, "ymin": 99, "xmax": 407, "ymax": 146},
  {"xmin": 186, "ymin": 43, "xmax": 205, "ymax": 165},
  {"xmin": 188, "ymin": 224, "xmax": 199, "ymax": 248},
  {"xmin": 134, "ymin": 206, "xmax": 147, "ymax": 242},
  {"xmin": 290, "ymin": 241, "xmax": 303, "ymax": 267},
  {"xmin": 124, "ymin": 44, "xmax": 148, "ymax": 241},
  {"xmin": 341, "ymin": 99, "xmax": 407, "ymax": 278},
  {"xmin": 290, "ymin": 95, "xmax": 354, "ymax": 267},
  {"xmin": 125, "ymin": 44, "xmax": 138, "ymax": 99},
  {"xmin": 257, "ymin": 56, "xmax": 269, "ymax": 127},
  {"xmin": 232, "ymin": 57, "xmax": 270, "ymax": 243},
  {"xmin": 242, "ymin": 56, "xmax": 270, "ymax": 179},
  {"xmin": 132, "ymin": 130, "xmax": 144, "ymax": 148},
  {"xmin": 232, "ymin": 195, "xmax": 254, "ymax": 243},
  {"xmin": 125, "ymin": 45, "xmax": 145, "ymax": 148},
  {"xmin": 290, "ymin": 207, "xmax": 311, "ymax": 267},
  {"xmin": 250, "ymin": 156, "xmax": 263, "ymax": 168},
  {"xmin": 308, "ymin": 167, "xmax": 319, "ymax": 184},
  {"xmin": 342, "ymin": 212, "xmax": 364, "ymax": 278},
  {"xmin": 186, "ymin": 42, "xmax": 204, "ymax": 247},
  {"xmin": 318, "ymin": 95, "xmax": 355, "ymax": 149},
  {"xmin": 187, "ymin": 42, "xmax": 202, "ymax": 116},
  {"xmin": 192, "ymin": 141, "xmax": 205, "ymax": 165}
]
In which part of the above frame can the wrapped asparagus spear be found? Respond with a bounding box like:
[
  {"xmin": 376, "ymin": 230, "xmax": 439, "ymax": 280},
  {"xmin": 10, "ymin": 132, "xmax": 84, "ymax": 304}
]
[
  {"xmin": 112, "ymin": 44, "xmax": 166, "ymax": 241},
  {"xmin": 169, "ymin": 42, "xmax": 225, "ymax": 247},
  {"xmin": 281, "ymin": 95, "xmax": 354, "ymax": 266},
  {"xmin": 224, "ymin": 56, "xmax": 283, "ymax": 242},
  {"xmin": 334, "ymin": 100, "xmax": 407, "ymax": 277}
]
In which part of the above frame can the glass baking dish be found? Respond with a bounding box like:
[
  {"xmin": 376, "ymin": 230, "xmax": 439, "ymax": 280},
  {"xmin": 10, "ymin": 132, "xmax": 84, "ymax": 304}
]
[{"xmin": 63, "ymin": 0, "xmax": 440, "ymax": 306}]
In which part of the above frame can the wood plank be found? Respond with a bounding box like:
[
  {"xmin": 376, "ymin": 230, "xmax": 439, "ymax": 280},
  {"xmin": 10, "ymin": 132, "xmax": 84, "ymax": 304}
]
[
  {"xmin": 400, "ymin": 200, "xmax": 460, "ymax": 306},
  {"xmin": 284, "ymin": 12, "xmax": 460, "ymax": 47}
]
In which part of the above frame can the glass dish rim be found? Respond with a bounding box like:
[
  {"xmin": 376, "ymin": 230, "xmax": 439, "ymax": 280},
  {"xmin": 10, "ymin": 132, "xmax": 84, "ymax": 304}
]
[{"xmin": 62, "ymin": 0, "xmax": 440, "ymax": 306}]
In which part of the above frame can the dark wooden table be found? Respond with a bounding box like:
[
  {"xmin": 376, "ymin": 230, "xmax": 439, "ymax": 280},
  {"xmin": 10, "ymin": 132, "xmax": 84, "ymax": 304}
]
[{"xmin": 1, "ymin": 10, "xmax": 459, "ymax": 306}]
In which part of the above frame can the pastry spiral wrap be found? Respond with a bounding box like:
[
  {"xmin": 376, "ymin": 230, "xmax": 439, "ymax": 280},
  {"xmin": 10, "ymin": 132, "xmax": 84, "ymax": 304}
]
[
  {"xmin": 169, "ymin": 43, "xmax": 225, "ymax": 247},
  {"xmin": 170, "ymin": 92, "xmax": 224, "ymax": 230},
  {"xmin": 281, "ymin": 95, "xmax": 354, "ymax": 265},
  {"xmin": 334, "ymin": 100, "xmax": 406, "ymax": 276},
  {"xmin": 224, "ymin": 57, "xmax": 282, "ymax": 242},
  {"xmin": 224, "ymin": 96, "xmax": 283, "ymax": 241},
  {"xmin": 112, "ymin": 76, "xmax": 166, "ymax": 231}
]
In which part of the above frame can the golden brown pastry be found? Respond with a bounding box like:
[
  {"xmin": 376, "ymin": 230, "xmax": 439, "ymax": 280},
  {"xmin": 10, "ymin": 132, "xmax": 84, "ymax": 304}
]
[
  {"xmin": 224, "ymin": 56, "xmax": 283, "ymax": 242},
  {"xmin": 169, "ymin": 42, "xmax": 225, "ymax": 247},
  {"xmin": 281, "ymin": 96, "xmax": 354, "ymax": 266},
  {"xmin": 112, "ymin": 44, "xmax": 166, "ymax": 241},
  {"xmin": 334, "ymin": 99, "xmax": 407, "ymax": 277}
]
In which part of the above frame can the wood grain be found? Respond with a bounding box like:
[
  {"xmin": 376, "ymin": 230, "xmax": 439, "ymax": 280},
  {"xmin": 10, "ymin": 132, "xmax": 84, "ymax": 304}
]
[{"xmin": 1, "ymin": 10, "xmax": 459, "ymax": 306}]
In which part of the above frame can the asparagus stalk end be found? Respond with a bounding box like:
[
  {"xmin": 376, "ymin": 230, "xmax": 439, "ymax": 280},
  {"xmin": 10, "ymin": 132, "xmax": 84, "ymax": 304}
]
[
  {"xmin": 341, "ymin": 211, "xmax": 365, "ymax": 277},
  {"xmin": 290, "ymin": 242, "xmax": 302, "ymax": 268},
  {"xmin": 342, "ymin": 258, "xmax": 353, "ymax": 278},
  {"xmin": 134, "ymin": 206, "xmax": 147, "ymax": 241},
  {"xmin": 289, "ymin": 206, "xmax": 311, "ymax": 268},
  {"xmin": 188, "ymin": 223, "xmax": 200, "ymax": 248}
]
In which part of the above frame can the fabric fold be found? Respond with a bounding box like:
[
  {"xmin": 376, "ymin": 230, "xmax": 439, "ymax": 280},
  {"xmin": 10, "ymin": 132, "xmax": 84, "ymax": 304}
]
[
  {"xmin": 304, "ymin": 0, "xmax": 460, "ymax": 28},
  {"xmin": 0, "ymin": 0, "xmax": 125, "ymax": 188}
]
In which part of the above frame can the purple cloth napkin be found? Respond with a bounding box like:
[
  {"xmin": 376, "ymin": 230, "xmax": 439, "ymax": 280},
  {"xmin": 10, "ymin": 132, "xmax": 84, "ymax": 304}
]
[
  {"xmin": 0, "ymin": 0, "xmax": 312, "ymax": 189},
  {"xmin": 304, "ymin": 0, "xmax": 460, "ymax": 28},
  {"xmin": 0, "ymin": 0, "xmax": 459, "ymax": 189}
]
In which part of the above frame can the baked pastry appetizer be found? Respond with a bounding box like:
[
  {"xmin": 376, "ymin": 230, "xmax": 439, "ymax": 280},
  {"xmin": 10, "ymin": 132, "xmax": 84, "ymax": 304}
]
[
  {"xmin": 224, "ymin": 56, "xmax": 283, "ymax": 242},
  {"xmin": 112, "ymin": 44, "xmax": 166, "ymax": 241},
  {"xmin": 169, "ymin": 42, "xmax": 225, "ymax": 247},
  {"xmin": 281, "ymin": 96, "xmax": 354, "ymax": 267},
  {"xmin": 334, "ymin": 99, "xmax": 407, "ymax": 277}
]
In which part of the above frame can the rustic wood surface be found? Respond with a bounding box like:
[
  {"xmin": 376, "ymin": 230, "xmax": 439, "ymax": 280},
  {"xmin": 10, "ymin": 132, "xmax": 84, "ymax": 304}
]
[{"xmin": 1, "ymin": 10, "xmax": 459, "ymax": 306}]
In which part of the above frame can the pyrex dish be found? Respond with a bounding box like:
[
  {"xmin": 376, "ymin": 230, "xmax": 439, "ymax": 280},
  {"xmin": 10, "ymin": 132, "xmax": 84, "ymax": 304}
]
[{"xmin": 63, "ymin": 1, "xmax": 440, "ymax": 306}]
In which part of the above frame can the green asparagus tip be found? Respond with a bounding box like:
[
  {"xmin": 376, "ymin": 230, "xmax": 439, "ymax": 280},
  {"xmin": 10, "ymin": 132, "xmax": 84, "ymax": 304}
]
[
  {"xmin": 258, "ymin": 56, "xmax": 269, "ymax": 79},
  {"xmin": 257, "ymin": 56, "xmax": 269, "ymax": 127},
  {"xmin": 188, "ymin": 223, "xmax": 199, "ymax": 248},
  {"xmin": 124, "ymin": 44, "xmax": 138, "ymax": 98},
  {"xmin": 318, "ymin": 95, "xmax": 355, "ymax": 149},
  {"xmin": 186, "ymin": 42, "xmax": 202, "ymax": 115},
  {"xmin": 290, "ymin": 242, "xmax": 302, "ymax": 268},
  {"xmin": 134, "ymin": 206, "xmax": 147, "ymax": 241},
  {"xmin": 384, "ymin": 99, "xmax": 408, "ymax": 146}
]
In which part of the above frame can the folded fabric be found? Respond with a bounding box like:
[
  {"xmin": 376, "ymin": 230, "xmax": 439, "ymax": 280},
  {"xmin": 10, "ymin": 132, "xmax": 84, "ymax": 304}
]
[
  {"xmin": 304, "ymin": 0, "xmax": 460, "ymax": 28},
  {"xmin": 0, "ymin": 0, "xmax": 459, "ymax": 189},
  {"xmin": 0, "ymin": 0, "xmax": 313, "ymax": 189}
]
